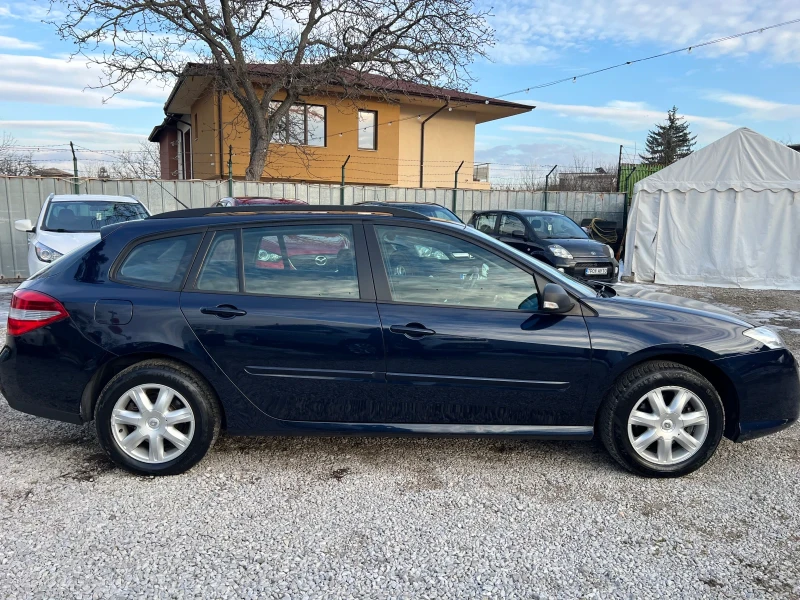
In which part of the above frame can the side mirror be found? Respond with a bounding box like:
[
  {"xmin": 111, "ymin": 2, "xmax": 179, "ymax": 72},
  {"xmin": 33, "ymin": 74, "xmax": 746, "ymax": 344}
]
[
  {"xmin": 511, "ymin": 229, "xmax": 526, "ymax": 239},
  {"xmin": 15, "ymin": 219, "xmax": 34, "ymax": 233},
  {"xmin": 541, "ymin": 283, "xmax": 575, "ymax": 313}
]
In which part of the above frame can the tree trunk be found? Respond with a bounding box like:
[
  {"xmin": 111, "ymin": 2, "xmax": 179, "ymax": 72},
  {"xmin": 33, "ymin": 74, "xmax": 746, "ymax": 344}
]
[{"xmin": 245, "ymin": 113, "xmax": 270, "ymax": 181}]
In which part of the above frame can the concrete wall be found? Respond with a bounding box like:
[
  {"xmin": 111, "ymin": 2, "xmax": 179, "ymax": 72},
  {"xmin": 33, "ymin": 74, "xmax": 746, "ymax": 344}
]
[{"xmin": 0, "ymin": 175, "xmax": 625, "ymax": 279}]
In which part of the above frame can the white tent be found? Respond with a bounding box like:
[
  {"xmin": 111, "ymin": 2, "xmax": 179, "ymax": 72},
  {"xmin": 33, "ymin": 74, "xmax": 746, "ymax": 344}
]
[{"xmin": 622, "ymin": 127, "xmax": 800, "ymax": 289}]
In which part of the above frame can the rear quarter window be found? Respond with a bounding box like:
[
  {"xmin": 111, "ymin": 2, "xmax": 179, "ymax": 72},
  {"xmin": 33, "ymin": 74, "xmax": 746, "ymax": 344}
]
[{"xmin": 116, "ymin": 233, "xmax": 202, "ymax": 290}]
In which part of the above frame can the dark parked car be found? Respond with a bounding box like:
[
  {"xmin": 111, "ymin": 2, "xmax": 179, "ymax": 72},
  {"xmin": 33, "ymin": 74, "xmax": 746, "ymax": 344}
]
[
  {"xmin": 1, "ymin": 206, "xmax": 797, "ymax": 478},
  {"xmin": 357, "ymin": 201, "xmax": 462, "ymax": 223},
  {"xmin": 468, "ymin": 210, "xmax": 619, "ymax": 282}
]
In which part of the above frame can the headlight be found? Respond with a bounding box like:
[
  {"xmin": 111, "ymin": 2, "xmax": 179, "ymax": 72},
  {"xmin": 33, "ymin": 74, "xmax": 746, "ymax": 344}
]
[
  {"xmin": 743, "ymin": 326, "xmax": 785, "ymax": 350},
  {"xmin": 34, "ymin": 242, "xmax": 63, "ymax": 263},
  {"xmin": 548, "ymin": 245, "xmax": 573, "ymax": 259}
]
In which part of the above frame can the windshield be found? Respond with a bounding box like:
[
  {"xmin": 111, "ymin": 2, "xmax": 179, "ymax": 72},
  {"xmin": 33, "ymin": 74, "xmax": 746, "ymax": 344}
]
[
  {"xmin": 43, "ymin": 201, "xmax": 148, "ymax": 232},
  {"xmin": 525, "ymin": 214, "xmax": 587, "ymax": 239},
  {"xmin": 467, "ymin": 227, "xmax": 596, "ymax": 297}
]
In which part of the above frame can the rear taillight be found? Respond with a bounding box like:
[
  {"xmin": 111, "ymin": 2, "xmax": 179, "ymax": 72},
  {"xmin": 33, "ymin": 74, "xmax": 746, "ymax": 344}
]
[{"xmin": 7, "ymin": 289, "xmax": 69, "ymax": 336}]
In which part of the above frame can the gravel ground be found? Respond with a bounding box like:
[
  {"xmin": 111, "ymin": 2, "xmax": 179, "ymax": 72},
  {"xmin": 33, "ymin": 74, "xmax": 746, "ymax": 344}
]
[{"xmin": 1, "ymin": 282, "xmax": 799, "ymax": 599}]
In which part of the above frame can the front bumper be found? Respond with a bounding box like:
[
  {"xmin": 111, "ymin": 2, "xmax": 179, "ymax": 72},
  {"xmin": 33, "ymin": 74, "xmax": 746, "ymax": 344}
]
[
  {"xmin": 553, "ymin": 257, "xmax": 619, "ymax": 282},
  {"xmin": 713, "ymin": 348, "xmax": 800, "ymax": 442}
]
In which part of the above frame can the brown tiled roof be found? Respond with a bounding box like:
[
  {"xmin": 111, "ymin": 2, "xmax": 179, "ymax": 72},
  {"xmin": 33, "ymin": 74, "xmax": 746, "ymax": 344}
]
[{"xmin": 178, "ymin": 63, "xmax": 531, "ymax": 110}]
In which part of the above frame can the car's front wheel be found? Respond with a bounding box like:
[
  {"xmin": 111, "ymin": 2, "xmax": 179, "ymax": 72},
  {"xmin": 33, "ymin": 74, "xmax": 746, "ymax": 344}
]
[
  {"xmin": 598, "ymin": 361, "xmax": 724, "ymax": 477},
  {"xmin": 95, "ymin": 360, "xmax": 220, "ymax": 476}
]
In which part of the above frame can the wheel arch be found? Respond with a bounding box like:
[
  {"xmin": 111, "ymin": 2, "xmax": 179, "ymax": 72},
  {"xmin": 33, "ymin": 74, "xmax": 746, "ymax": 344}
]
[
  {"xmin": 593, "ymin": 351, "xmax": 740, "ymax": 440},
  {"xmin": 81, "ymin": 352, "xmax": 227, "ymax": 429}
]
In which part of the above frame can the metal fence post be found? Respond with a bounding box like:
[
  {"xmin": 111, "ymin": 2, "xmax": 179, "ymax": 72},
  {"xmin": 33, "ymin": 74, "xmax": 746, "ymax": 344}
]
[
  {"xmin": 452, "ymin": 160, "xmax": 464, "ymax": 213},
  {"xmin": 543, "ymin": 164, "xmax": 557, "ymax": 210},
  {"xmin": 227, "ymin": 145, "xmax": 233, "ymax": 197},
  {"xmin": 340, "ymin": 155, "xmax": 350, "ymax": 205},
  {"xmin": 69, "ymin": 142, "xmax": 79, "ymax": 195}
]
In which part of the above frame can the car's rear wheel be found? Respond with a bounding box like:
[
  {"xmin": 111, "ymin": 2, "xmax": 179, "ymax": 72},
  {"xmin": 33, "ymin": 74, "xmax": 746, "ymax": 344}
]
[
  {"xmin": 95, "ymin": 360, "xmax": 220, "ymax": 476},
  {"xmin": 598, "ymin": 361, "xmax": 724, "ymax": 477}
]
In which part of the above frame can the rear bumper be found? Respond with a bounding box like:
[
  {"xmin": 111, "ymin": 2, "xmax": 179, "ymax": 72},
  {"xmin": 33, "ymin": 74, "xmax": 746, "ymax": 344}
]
[
  {"xmin": 713, "ymin": 349, "xmax": 800, "ymax": 442},
  {"xmin": 0, "ymin": 321, "xmax": 112, "ymax": 424}
]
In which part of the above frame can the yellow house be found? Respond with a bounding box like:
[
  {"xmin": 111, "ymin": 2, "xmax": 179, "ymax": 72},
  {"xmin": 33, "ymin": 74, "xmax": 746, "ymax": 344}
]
[{"xmin": 149, "ymin": 65, "xmax": 532, "ymax": 189}]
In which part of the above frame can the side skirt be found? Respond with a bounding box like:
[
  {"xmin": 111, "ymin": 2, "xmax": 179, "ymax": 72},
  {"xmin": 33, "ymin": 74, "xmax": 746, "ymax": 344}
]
[{"xmin": 228, "ymin": 421, "xmax": 595, "ymax": 440}]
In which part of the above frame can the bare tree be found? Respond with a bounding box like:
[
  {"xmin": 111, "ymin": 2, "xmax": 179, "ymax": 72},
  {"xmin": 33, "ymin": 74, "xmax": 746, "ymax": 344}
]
[
  {"xmin": 53, "ymin": 0, "xmax": 494, "ymax": 180},
  {"xmin": 553, "ymin": 156, "xmax": 618, "ymax": 192},
  {"xmin": 0, "ymin": 133, "xmax": 35, "ymax": 176},
  {"xmin": 108, "ymin": 142, "xmax": 162, "ymax": 179}
]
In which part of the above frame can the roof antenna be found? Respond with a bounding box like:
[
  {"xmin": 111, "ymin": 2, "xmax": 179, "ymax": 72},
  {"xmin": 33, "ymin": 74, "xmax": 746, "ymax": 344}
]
[{"xmin": 148, "ymin": 178, "xmax": 191, "ymax": 210}]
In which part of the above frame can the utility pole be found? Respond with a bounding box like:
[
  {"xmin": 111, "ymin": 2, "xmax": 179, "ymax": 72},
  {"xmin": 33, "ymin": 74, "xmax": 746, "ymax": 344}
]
[
  {"xmin": 69, "ymin": 142, "xmax": 79, "ymax": 194},
  {"xmin": 340, "ymin": 155, "xmax": 351, "ymax": 205},
  {"xmin": 452, "ymin": 161, "xmax": 464, "ymax": 213},
  {"xmin": 227, "ymin": 145, "xmax": 233, "ymax": 197},
  {"xmin": 543, "ymin": 164, "xmax": 557, "ymax": 211}
]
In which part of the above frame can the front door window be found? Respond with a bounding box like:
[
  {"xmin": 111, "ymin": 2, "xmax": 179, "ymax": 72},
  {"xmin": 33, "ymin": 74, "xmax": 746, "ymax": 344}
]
[{"xmin": 374, "ymin": 225, "xmax": 538, "ymax": 311}]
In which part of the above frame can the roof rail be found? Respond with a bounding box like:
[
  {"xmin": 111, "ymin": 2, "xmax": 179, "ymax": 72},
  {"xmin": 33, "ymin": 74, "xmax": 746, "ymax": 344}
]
[{"xmin": 148, "ymin": 204, "xmax": 430, "ymax": 220}]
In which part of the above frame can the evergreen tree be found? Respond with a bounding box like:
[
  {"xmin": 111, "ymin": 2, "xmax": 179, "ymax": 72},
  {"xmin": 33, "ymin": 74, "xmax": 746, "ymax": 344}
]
[{"xmin": 639, "ymin": 106, "xmax": 697, "ymax": 165}]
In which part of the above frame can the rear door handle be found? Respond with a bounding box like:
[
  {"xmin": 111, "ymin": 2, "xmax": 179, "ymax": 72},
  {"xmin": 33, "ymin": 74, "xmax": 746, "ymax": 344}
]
[
  {"xmin": 390, "ymin": 324, "xmax": 436, "ymax": 338},
  {"xmin": 201, "ymin": 305, "xmax": 247, "ymax": 318}
]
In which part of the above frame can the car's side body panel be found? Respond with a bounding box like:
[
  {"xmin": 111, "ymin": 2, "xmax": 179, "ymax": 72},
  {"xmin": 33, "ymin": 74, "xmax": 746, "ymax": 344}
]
[{"xmin": 1, "ymin": 209, "xmax": 798, "ymax": 447}]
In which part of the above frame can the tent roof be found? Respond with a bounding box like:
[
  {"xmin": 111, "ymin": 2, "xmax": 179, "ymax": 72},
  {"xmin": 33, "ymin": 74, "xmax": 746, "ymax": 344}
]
[{"xmin": 634, "ymin": 127, "xmax": 800, "ymax": 193}]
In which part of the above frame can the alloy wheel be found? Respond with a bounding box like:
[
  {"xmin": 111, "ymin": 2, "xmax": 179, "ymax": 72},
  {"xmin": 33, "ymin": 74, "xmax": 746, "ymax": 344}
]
[
  {"xmin": 627, "ymin": 386, "xmax": 709, "ymax": 466},
  {"xmin": 111, "ymin": 384, "xmax": 195, "ymax": 464}
]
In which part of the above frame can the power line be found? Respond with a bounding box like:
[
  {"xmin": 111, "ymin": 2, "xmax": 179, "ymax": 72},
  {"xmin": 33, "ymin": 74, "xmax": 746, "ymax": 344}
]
[
  {"xmin": 9, "ymin": 16, "xmax": 798, "ymax": 176},
  {"xmin": 492, "ymin": 17, "xmax": 800, "ymax": 100},
  {"xmin": 287, "ymin": 17, "xmax": 800, "ymax": 140},
  {"xmin": 25, "ymin": 17, "xmax": 793, "ymax": 153}
]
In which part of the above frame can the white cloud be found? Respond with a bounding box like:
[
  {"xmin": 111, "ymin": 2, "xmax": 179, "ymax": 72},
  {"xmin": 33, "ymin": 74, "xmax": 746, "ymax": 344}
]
[
  {"xmin": 0, "ymin": 2, "xmax": 66, "ymax": 22},
  {"xmin": 704, "ymin": 92, "xmax": 800, "ymax": 120},
  {"xmin": 515, "ymin": 98, "xmax": 738, "ymax": 143},
  {"xmin": 490, "ymin": 0, "xmax": 800, "ymax": 65},
  {"xmin": 475, "ymin": 142, "xmax": 620, "ymax": 184},
  {"xmin": 0, "ymin": 81, "xmax": 161, "ymax": 109},
  {"xmin": 502, "ymin": 125, "xmax": 633, "ymax": 146},
  {"xmin": 0, "ymin": 53, "xmax": 170, "ymax": 108},
  {"xmin": 0, "ymin": 120, "xmax": 150, "ymax": 149},
  {"xmin": 0, "ymin": 35, "xmax": 39, "ymax": 50}
]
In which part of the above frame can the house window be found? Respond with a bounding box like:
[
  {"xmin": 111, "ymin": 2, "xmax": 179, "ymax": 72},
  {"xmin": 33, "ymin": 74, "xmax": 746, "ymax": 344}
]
[
  {"xmin": 268, "ymin": 102, "xmax": 326, "ymax": 147},
  {"xmin": 358, "ymin": 110, "xmax": 377, "ymax": 150},
  {"xmin": 193, "ymin": 113, "xmax": 198, "ymax": 140}
]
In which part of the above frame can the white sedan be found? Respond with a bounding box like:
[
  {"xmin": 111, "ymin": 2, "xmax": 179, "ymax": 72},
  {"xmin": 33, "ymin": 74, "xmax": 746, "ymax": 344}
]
[{"xmin": 14, "ymin": 194, "xmax": 150, "ymax": 276}]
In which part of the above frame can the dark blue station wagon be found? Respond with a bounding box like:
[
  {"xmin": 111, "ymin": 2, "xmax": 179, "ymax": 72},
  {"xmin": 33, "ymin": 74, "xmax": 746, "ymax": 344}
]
[{"xmin": 1, "ymin": 206, "xmax": 797, "ymax": 477}]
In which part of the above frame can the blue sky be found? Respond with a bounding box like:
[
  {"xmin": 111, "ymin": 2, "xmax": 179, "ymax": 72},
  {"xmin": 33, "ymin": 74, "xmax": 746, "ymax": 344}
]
[{"xmin": 1, "ymin": 0, "xmax": 800, "ymax": 179}]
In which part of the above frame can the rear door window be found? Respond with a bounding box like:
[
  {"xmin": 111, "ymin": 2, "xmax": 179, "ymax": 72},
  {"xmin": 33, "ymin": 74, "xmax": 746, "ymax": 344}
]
[
  {"xmin": 116, "ymin": 233, "xmax": 202, "ymax": 290},
  {"xmin": 242, "ymin": 225, "xmax": 359, "ymax": 299}
]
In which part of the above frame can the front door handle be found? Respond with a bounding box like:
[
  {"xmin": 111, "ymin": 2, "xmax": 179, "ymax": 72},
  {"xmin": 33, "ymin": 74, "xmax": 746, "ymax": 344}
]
[
  {"xmin": 390, "ymin": 323, "xmax": 436, "ymax": 338},
  {"xmin": 201, "ymin": 305, "xmax": 247, "ymax": 318}
]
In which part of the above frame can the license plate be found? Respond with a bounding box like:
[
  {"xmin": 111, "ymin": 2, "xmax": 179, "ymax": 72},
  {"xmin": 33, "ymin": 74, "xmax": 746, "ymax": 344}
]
[{"xmin": 585, "ymin": 267, "xmax": 608, "ymax": 276}]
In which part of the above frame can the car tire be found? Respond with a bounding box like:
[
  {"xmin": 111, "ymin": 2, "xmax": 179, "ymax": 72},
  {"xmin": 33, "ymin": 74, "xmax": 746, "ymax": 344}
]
[
  {"xmin": 95, "ymin": 359, "xmax": 221, "ymax": 476},
  {"xmin": 598, "ymin": 360, "xmax": 724, "ymax": 478}
]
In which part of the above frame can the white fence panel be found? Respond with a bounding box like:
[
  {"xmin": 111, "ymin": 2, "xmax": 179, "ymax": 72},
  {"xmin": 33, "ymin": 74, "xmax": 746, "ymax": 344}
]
[{"xmin": 0, "ymin": 176, "xmax": 625, "ymax": 279}]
